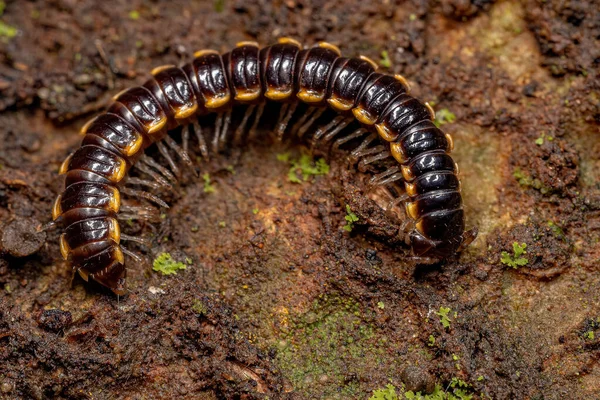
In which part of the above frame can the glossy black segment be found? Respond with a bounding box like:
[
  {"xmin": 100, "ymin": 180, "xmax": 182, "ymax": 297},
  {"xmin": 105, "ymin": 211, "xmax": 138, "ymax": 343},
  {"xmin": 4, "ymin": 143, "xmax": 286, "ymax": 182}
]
[
  {"xmin": 417, "ymin": 209, "xmax": 465, "ymax": 241},
  {"xmin": 147, "ymin": 67, "xmax": 196, "ymax": 115},
  {"xmin": 413, "ymin": 171, "xmax": 460, "ymax": 195},
  {"xmin": 398, "ymin": 121, "xmax": 450, "ymax": 160},
  {"xmin": 61, "ymin": 182, "xmax": 117, "ymax": 214},
  {"xmin": 188, "ymin": 52, "xmax": 230, "ymax": 107},
  {"xmin": 68, "ymin": 145, "xmax": 125, "ymax": 182},
  {"xmin": 222, "ymin": 45, "xmax": 261, "ymax": 100},
  {"xmin": 357, "ymin": 73, "xmax": 407, "ymax": 120},
  {"xmin": 407, "ymin": 151, "xmax": 456, "ymax": 179},
  {"xmin": 327, "ymin": 57, "xmax": 375, "ymax": 107},
  {"xmin": 410, "ymin": 231, "xmax": 463, "ymax": 258},
  {"xmin": 64, "ymin": 169, "xmax": 112, "ymax": 187},
  {"xmin": 61, "ymin": 208, "xmax": 113, "ymax": 228},
  {"xmin": 295, "ymin": 47, "xmax": 339, "ymax": 101},
  {"xmin": 379, "ymin": 96, "xmax": 432, "ymax": 138},
  {"xmin": 412, "ymin": 190, "xmax": 462, "ymax": 216},
  {"xmin": 81, "ymin": 114, "xmax": 141, "ymax": 157},
  {"xmin": 109, "ymin": 87, "xmax": 166, "ymax": 134},
  {"xmin": 260, "ymin": 43, "xmax": 300, "ymax": 96},
  {"xmin": 65, "ymin": 217, "xmax": 115, "ymax": 251}
]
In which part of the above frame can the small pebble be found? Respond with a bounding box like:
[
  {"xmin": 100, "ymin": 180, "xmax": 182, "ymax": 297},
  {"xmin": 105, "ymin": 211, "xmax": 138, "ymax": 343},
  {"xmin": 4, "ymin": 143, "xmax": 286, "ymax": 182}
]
[
  {"xmin": 1, "ymin": 218, "xmax": 46, "ymax": 257},
  {"xmin": 37, "ymin": 309, "xmax": 73, "ymax": 332},
  {"xmin": 401, "ymin": 365, "xmax": 435, "ymax": 393}
]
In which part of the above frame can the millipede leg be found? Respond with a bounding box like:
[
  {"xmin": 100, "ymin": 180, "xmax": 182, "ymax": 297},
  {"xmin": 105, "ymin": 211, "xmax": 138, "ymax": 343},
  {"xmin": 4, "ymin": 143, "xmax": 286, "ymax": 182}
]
[
  {"xmin": 369, "ymin": 166, "xmax": 400, "ymax": 186},
  {"xmin": 192, "ymin": 120, "xmax": 209, "ymax": 160},
  {"xmin": 332, "ymin": 128, "xmax": 368, "ymax": 152},
  {"xmin": 164, "ymin": 135, "xmax": 193, "ymax": 167},
  {"xmin": 312, "ymin": 116, "xmax": 351, "ymax": 149},
  {"xmin": 119, "ymin": 205, "xmax": 161, "ymax": 222},
  {"xmin": 234, "ymin": 104, "xmax": 256, "ymax": 145},
  {"xmin": 289, "ymin": 106, "xmax": 318, "ymax": 137},
  {"xmin": 182, "ymin": 124, "xmax": 190, "ymax": 157},
  {"xmin": 121, "ymin": 187, "xmax": 169, "ymax": 208},
  {"xmin": 140, "ymin": 154, "xmax": 177, "ymax": 185},
  {"xmin": 218, "ymin": 109, "xmax": 233, "ymax": 150},
  {"xmin": 121, "ymin": 246, "xmax": 143, "ymax": 263},
  {"xmin": 248, "ymin": 103, "xmax": 265, "ymax": 140},
  {"xmin": 359, "ymin": 150, "xmax": 391, "ymax": 169},
  {"xmin": 120, "ymin": 233, "xmax": 152, "ymax": 247},
  {"xmin": 157, "ymin": 141, "xmax": 181, "ymax": 177},
  {"xmin": 125, "ymin": 177, "xmax": 163, "ymax": 190},
  {"xmin": 297, "ymin": 107, "xmax": 327, "ymax": 138},
  {"xmin": 213, "ymin": 113, "xmax": 224, "ymax": 153},
  {"xmin": 275, "ymin": 102, "xmax": 298, "ymax": 140}
]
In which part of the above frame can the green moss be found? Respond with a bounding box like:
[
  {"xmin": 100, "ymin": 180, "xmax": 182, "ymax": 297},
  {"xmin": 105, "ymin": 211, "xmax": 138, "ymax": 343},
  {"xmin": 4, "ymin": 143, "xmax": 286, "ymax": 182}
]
[
  {"xmin": 152, "ymin": 253, "xmax": 187, "ymax": 275},
  {"xmin": 128, "ymin": 10, "xmax": 140, "ymax": 20},
  {"xmin": 202, "ymin": 173, "xmax": 215, "ymax": 193},
  {"xmin": 428, "ymin": 335, "xmax": 436, "ymax": 347},
  {"xmin": 370, "ymin": 379, "xmax": 476, "ymax": 400},
  {"xmin": 214, "ymin": 0, "xmax": 225, "ymax": 12},
  {"xmin": 192, "ymin": 300, "xmax": 207, "ymax": 315},
  {"xmin": 252, "ymin": 208, "xmax": 260, "ymax": 215},
  {"xmin": 344, "ymin": 205, "xmax": 359, "ymax": 232},
  {"xmin": 584, "ymin": 330, "xmax": 595, "ymax": 340},
  {"xmin": 512, "ymin": 168, "xmax": 551, "ymax": 194},
  {"xmin": 500, "ymin": 242, "xmax": 528, "ymax": 268},
  {"xmin": 433, "ymin": 109, "xmax": 456, "ymax": 128},
  {"xmin": 278, "ymin": 152, "xmax": 330, "ymax": 183},
  {"xmin": 377, "ymin": 301, "xmax": 385, "ymax": 310},
  {"xmin": 380, "ymin": 51, "xmax": 392, "ymax": 68},
  {"xmin": 437, "ymin": 306, "xmax": 452, "ymax": 329},
  {"xmin": 547, "ymin": 221, "xmax": 565, "ymax": 239},
  {"xmin": 370, "ymin": 384, "xmax": 398, "ymax": 400},
  {"xmin": 276, "ymin": 295, "xmax": 386, "ymax": 397}
]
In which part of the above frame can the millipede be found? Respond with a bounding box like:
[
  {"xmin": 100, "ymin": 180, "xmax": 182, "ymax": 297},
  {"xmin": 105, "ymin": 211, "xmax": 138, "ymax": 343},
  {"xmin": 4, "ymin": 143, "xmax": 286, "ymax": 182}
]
[{"xmin": 50, "ymin": 38, "xmax": 477, "ymax": 295}]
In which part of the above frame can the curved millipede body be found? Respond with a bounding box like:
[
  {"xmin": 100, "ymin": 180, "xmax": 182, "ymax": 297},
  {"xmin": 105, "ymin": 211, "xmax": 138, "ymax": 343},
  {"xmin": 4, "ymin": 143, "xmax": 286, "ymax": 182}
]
[{"xmin": 52, "ymin": 38, "xmax": 476, "ymax": 295}]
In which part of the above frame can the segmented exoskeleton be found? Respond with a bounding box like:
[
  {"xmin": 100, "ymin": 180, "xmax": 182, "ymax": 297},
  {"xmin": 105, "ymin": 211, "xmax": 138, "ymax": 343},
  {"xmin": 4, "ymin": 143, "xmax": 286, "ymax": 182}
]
[{"xmin": 51, "ymin": 38, "xmax": 476, "ymax": 295}]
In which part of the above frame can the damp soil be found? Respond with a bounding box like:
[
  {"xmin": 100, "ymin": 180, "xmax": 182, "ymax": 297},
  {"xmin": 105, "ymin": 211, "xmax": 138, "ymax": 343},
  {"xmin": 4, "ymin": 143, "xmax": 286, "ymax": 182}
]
[{"xmin": 1, "ymin": 0, "xmax": 599, "ymax": 399}]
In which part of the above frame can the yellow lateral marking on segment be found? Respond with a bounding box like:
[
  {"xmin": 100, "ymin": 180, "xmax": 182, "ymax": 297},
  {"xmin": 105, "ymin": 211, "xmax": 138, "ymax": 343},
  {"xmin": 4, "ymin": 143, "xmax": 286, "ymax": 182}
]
[
  {"xmin": 124, "ymin": 134, "xmax": 144, "ymax": 156},
  {"xmin": 194, "ymin": 49, "xmax": 219, "ymax": 58},
  {"xmin": 236, "ymin": 41, "xmax": 259, "ymax": 48},
  {"xmin": 278, "ymin": 37, "xmax": 302, "ymax": 48},
  {"xmin": 401, "ymin": 165, "xmax": 414, "ymax": 181},
  {"xmin": 297, "ymin": 89, "xmax": 324, "ymax": 103},
  {"xmin": 59, "ymin": 234, "xmax": 70, "ymax": 260},
  {"xmin": 359, "ymin": 55, "xmax": 379, "ymax": 70},
  {"xmin": 265, "ymin": 88, "xmax": 292, "ymax": 100},
  {"xmin": 235, "ymin": 89, "xmax": 261, "ymax": 101},
  {"xmin": 445, "ymin": 133, "xmax": 454, "ymax": 152},
  {"xmin": 114, "ymin": 247, "xmax": 125, "ymax": 264},
  {"xmin": 405, "ymin": 182, "xmax": 417, "ymax": 197},
  {"xmin": 59, "ymin": 154, "xmax": 73, "ymax": 175},
  {"xmin": 80, "ymin": 117, "xmax": 98, "ymax": 135},
  {"xmin": 352, "ymin": 107, "xmax": 376, "ymax": 125},
  {"xmin": 425, "ymin": 102, "xmax": 436, "ymax": 120},
  {"xmin": 394, "ymin": 74, "xmax": 411, "ymax": 93},
  {"xmin": 327, "ymin": 96, "xmax": 354, "ymax": 111},
  {"xmin": 390, "ymin": 142, "xmax": 407, "ymax": 163},
  {"xmin": 146, "ymin": 117, "xmax": 168, "ymax": 135},
  {"xmin": 204, "ymin": 93, "xmax": 231, "ymax": 109},
  {"xmin": 109, "ymin": 187, "xmax": 121, "ymax": 213},
  {"xmin": 405, "ymin": 202, "xmax": 419, "ymax": 220},
  {"xmin": 111, "ymin": 88, "xmax": 130, "ymax": 101},
  {"xmin": 77, "ymin": 268, "xmax": 89, "ymax": 282},
  {"xmin": 174, "ymin": 103, "xmax": 198, "ymax": 120},
  {"xmin": 375, "ymin": 123, "xmax": 397, "ymax": 142},
  {"xmin": 151, "ymin": 65, "xmax": 176, "ymax": 76},
  {"xmin": 108, "ymin": 218, "xmax": 121, "ymax": 243},
  {"xmin": 318, "ymin": 42, "xmax": 341, "ymax": 56},
  {"xmin": 111, "ymin": 160, "xmax": 127, "ymax": 183},
  {"xmin": 416, "ymin": 220, "xmax": 426, "ymax": 235},
  {"xmin": 52, "ymin": 195, "xmax": 63, "ymax": 221}
]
